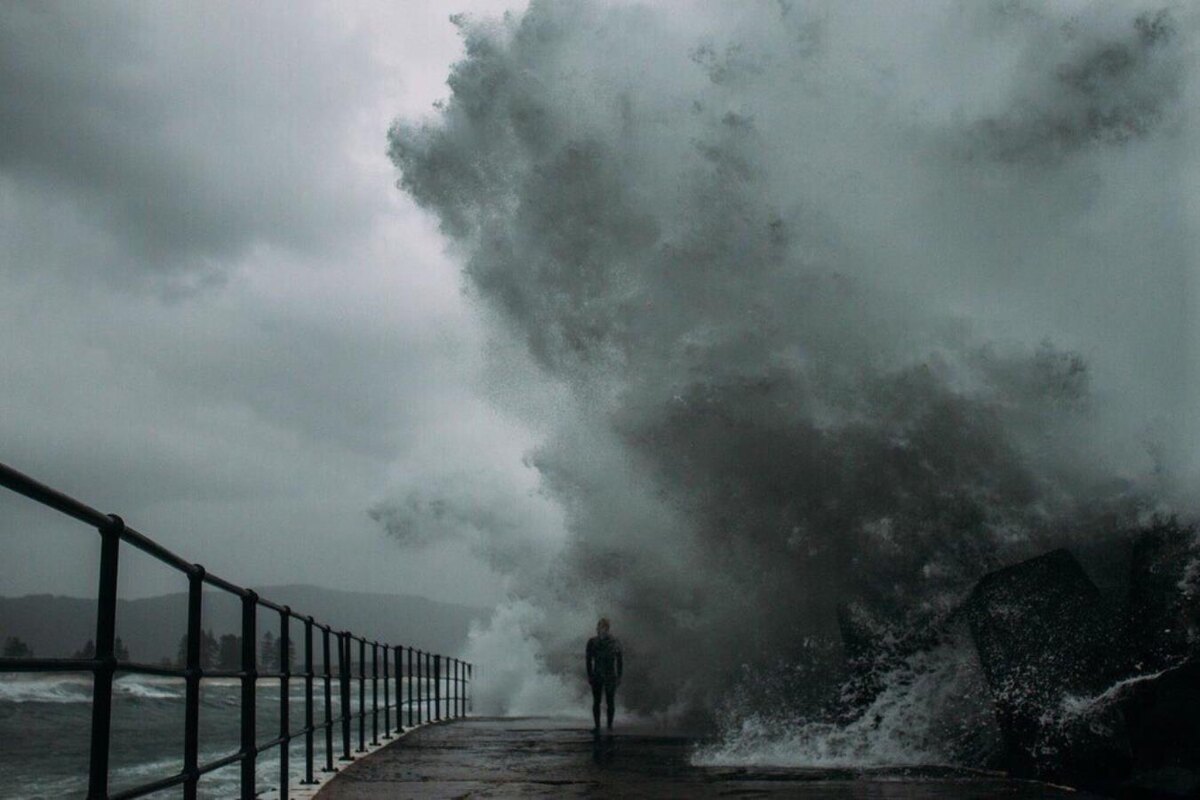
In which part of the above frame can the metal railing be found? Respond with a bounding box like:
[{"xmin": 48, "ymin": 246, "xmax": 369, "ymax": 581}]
[{"xmin": 0, "ymin": 460, "xmax": 473, "ymax": 799}]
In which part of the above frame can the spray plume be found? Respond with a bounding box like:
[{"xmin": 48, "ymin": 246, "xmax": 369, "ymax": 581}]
[{"xmin": 384, "ymin": 0, "xmax": 1196, "ymax": 751}]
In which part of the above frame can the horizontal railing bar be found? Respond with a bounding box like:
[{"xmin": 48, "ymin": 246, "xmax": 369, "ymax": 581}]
[
  {"xmin": 200, "ymin": 571, "xmax": 245, "ymax": 596},
  {"xmin": 108, "ymin": 769, "xmax": 188, "ymax": 800},
  {"xmin": 0, "ymin": 462, "xmax": 207, "ymax": 580},
  {"xmin": 256, "ymin": 596, "xmax": 285, "ymax": 613},
  {"xmin": 0, "ymin": 657, "xmax": 96, "ymax": 672},
  {"xmin": 0, "ymin": 461, "xmax": 109, "ymax": 529},
  {"xmin": 117, "ymin": 524, "xmax": 199, "ymax": 576},
  {"xmin": 195, "ymin": 749, "xmax": 244, "ymax": 776},
  {"xmin": 254, "ymin": 734, "xmax": 289, "ymax": 755},
  {"xmin": 198, "ymin": 669, "xmax": 244, "ymax": 679},
  {"xmin": 117, "ymin": 662, "xmax": 188, "ymax": 678},
  {"xmin": 249, "ymin": 669, "xmax": 377, "ymax": 681},
  {"xmin": 0, "ymin": 662, "xmax": 452, "ymax": 679}
]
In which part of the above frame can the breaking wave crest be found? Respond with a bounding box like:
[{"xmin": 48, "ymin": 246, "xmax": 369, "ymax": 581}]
[
  {"xmin": 0, "ymin": 676, "xmax": 92, "ymax": 705},
  {"xmin": 0, "ymin": 675, "xmax": 184, "ymax": 704}
]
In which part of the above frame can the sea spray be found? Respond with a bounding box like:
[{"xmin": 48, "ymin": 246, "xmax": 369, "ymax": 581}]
[
  {"xmin": 459, "ymin": 599, "xmax": 581, "ymax": 716},
  {"xmin": 385, "ymin": 0, "xmax": 1196, "ymax": 760},
  {"xmin": 697, "ymin": 632, "xmax": 1002, "ymax": 768}
]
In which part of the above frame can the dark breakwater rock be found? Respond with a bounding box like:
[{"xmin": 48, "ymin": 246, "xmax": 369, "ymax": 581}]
[
  {"xmin": 1126, "ymin": 520, "xmax": 1199, "ymax": 672},
  {"xmin": 962, "ymin": 549, "xmax": 1131, "ymax": 790},
  {"xmin": 951, "ymin": 531, "xmax": 1200, "ymax": 796},
  {"xmin": 832, "ymin": 526, "xmax": 1200, "ymax": 795},
  {"xmin": 1114, "ymin": 522, "xmax": 1200, "ymax": 796},
  {"xmin": 1117, "ymin": 660, "xmax": 1200, "ymax": 798}
]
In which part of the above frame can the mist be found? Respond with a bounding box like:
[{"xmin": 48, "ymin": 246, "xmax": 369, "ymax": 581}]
[{"xmin": 384, "ymin": 0, "xmax": 1197, "ymax": 732}]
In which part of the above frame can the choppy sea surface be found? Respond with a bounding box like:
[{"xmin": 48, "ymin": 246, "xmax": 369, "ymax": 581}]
[{"xmin": 0, "ymin": 673, "xmax": 434, "ymax": 799}]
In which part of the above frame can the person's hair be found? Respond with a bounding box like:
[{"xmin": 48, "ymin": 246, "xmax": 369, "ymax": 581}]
[{"xmin": 597, "ymin": 617, "xmax": 610, "ymax": 632}]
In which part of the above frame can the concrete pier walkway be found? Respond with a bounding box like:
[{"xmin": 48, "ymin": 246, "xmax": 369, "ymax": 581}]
[{"xmin": 313, "ymin": 717, "xmax": 1094, "ymax": 799}]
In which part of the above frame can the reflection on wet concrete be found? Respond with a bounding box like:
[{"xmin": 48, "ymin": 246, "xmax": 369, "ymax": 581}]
[
  {"xmin": 315, "ymin": 717, "xmax": 1100, "ymax": 799},
  {"xmin": 591, "ymin": 730, "xmax": 616, "ymax": 767}
]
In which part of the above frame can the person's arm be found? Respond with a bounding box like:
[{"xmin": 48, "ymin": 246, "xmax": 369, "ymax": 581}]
[{"xmin": 585, "ymin": 638, "xmax": 595, "ymax": 683}]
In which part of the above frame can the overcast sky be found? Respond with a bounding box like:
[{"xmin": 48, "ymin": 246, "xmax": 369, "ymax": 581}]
[{"xmin": 0, "ymin": 1, "xmax": 532, "ymax": 605}]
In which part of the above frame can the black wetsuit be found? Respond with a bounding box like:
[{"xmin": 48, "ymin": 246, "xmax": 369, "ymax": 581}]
[{"xmin": 586, "ymin": 633, "xmax": 623, "ymax": 730}]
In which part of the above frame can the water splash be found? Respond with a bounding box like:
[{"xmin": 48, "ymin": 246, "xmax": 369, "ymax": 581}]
[
  {"xmin": 697, "ymin": 635, "xmax": 1002, "ymax": 768},
  {"xmin": 387, "ymin": 0, "xmax": 1195, "ymax": 733}
]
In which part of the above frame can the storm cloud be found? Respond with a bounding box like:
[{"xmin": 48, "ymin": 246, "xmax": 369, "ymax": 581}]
[{"xmin": 0, "ymin": 1, "xmax": 527, "ymax": 606}]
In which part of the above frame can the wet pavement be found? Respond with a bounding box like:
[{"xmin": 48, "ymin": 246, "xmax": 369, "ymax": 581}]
[{"xmin": 313, "ymin": 717, "xmax": 1095, "ymax": 798}]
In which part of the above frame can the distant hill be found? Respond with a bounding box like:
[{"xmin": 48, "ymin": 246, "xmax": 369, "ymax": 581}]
[{"xmin": 0, "ymin": 585, "xmax": 491, "ymax": 665}]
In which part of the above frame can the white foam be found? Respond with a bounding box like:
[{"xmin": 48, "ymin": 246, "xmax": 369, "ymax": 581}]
[
  {"xmin": 1060, "ymin": 662, "xmax": 1180, "ymax": 720},
  {"xmin": 115, "ymin": 677, "xmax": 181, "ymax": 700},
  {"xmin": 0, "ymin": 675, "xmax": 92, "ymax": 704},
  {"xmin": 695, "ymin": 640, "xmax": 996, "ymax": 769}
]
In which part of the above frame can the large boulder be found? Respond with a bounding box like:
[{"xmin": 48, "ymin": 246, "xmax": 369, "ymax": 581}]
[{"xmin": 963, "ymin": 549, "xmax": 1131, "ymax": 789}]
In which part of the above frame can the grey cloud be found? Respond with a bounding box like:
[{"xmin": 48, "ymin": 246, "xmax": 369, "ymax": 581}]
[
  {"xmin": 369, "ymin": 469, "xmax": 556, "ymax": 576},
  {"xmin": 966, "ymin": 8, "xmax": 1183, "ymax": 163},
  {"xmin": 0, "ymin": 2, "xmax": 527, "ymax": 609},
  {"xmin": 113, "ymin": 313, "xmax": 472, "ymax": 460},
  {"xmin": 0, "ymin": 1, "xmax": 379, "ymax": 286}
]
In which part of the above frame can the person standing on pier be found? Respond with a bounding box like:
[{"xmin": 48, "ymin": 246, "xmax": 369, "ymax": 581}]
[{"xmin": 586, "ymin": 617, "xmax": 623, "ymax": 732}]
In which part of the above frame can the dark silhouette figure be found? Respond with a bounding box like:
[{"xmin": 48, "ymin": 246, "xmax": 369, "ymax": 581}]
[{"xmin": 586, "ymin": 617, "xmax": 623, "ymax": 732}]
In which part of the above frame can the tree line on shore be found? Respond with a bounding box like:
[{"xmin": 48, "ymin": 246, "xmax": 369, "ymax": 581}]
[
  {"xmin": 170, "ymin": 629, "xmax": 296, "ymax": 671},
  {"xmin": 2, "ymin": 632, "xmax": 295, "ymax": 671},
  {"xmin": 4, "ymin": 631, "xmax": 432, "ymax": 675}
]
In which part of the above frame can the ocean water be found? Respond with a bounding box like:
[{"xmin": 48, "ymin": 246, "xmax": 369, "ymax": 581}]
[{"xmin": 0, "ymin": 673, "xmax": 439, "ymax": 799}]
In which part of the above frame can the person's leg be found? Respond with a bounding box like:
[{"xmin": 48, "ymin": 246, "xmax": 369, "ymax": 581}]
[
  {"xmin": 591, "ymin": 681, "xmax": 602, "ymax": 730},
  {"xmin": 605, "ymin": 682, "xmax": 615, "ymax": 729}
]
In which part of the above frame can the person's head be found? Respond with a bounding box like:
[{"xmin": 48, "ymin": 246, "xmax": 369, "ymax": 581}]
[{"xmin": 596, "ymin": 617, "xmax": 610, "ymax": 636}]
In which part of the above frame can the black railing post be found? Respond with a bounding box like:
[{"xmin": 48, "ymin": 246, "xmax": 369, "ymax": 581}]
[
  {"xmin": 240, "ymin": 592, "xmax": 258, "ymax": 800},
  {"xmin": 371, "ymin": 641, "xmax": 380, "ymax": 746},
  {"xmin": 302, "ymin": 617, "xmax": 315, "ymax": 785},
  {"xmin": 415, "ymin": 650, "xmax": 422, "ymax": 725},
  {"xmin": 468, "ymin": 663, "xmax": 472, "ymax": 714},
  {"xmin": 434, "ymin": 654, "xmax": 441, "ymax": 721},
  {"xmin": 322, "ymin": 626, "xmax": 335, "ymax": 773},
  {"xmin": 383, "ymin": 644, "xmax": 391, "ymax": 738},
  {"xmin": 183, "ymin": 566, "xmax": 204, "ymax": 800},
  {"xmin": 357, "ymin": 638, "xmax": 366, "ymax": 752},
  {"xmin": 393, "ymin": 646, "xmax": 402, "ymax": 733},
  {"xmin": 455, "ymin": 659, "xmax": 461, "ymax": 718},
  {"xmin": 339, "ymin": 633, "xmax": 352, "ymax": 762},
  {"xmin": 279, "ymin": 608, "xmax": 290, "ymax": 800},
  {"xmin": 407, "ymin": 647, "xmax": 414, "ymax": 728},
  {"xmin": 86, "ymin": 514, "xmax": 121, "ymax": 800}
]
